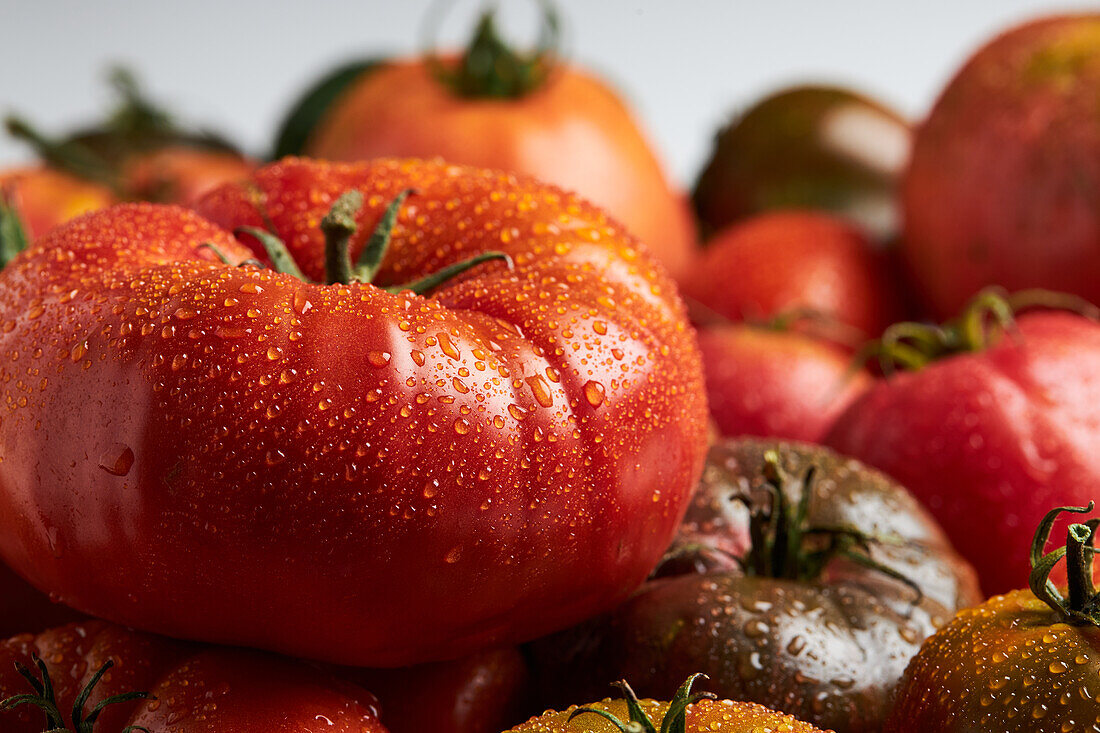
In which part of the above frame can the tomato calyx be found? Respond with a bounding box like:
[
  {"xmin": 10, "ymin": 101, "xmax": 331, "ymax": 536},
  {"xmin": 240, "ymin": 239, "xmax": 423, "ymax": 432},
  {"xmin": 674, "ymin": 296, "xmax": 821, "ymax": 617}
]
[
  {"xmin": 0, "ymin": 197, "xmax": 30, "ymax": 269},
  {"xmin": 222, "ymin": 189, "xmax": 513, "ymax": 295},
  {"xmin": 860, "ymin": 287, "xmax": 1100, "ymax": 374},
  {"xmin": 569, "ymin": 674, "xmax": 716, "ymax": 733},
  {"xmin": 1029, "ymin": 502, "xmax": 1100, "ymax": 626},
  {"xmin": 426, "ymin": 0, "xmax": 560, "ymax": 99},
  {"xmin": 5, "ymin": 117, "xmax": 120, "ymax": 192},
  {"xmin": 735, "ymin": 450, "xmax": 924, "ymax": 602},
  {"xmin": 0, "ymin": 655, "xmax": 152, "ymax": 733}
]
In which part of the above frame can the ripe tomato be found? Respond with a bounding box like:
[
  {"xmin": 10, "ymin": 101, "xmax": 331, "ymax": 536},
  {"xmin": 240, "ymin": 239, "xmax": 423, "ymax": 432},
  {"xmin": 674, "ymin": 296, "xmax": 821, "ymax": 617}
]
[
  {"xmin": 0, "ymin": 621, "xmax": 386, "ymax": 733},
  {"xmin": 348, "ymin": 647, "xmax": 529, "ymax": 733},
  {"xmin": 693, "ymin": 85, "xmax": 910, "ymax": 241},
  {"xmin": 0, "ymin": 168, "xmax": 115, "ymax": 241},
  {"xmin": 903, "ymin": 14, "xmax": 1100, "ymax": 317},
  {"xmin": 827, "ymin": 294, "xmax": 1100, "ymax": 595},
  {"xmin": 0, "ymin": 157, "xmax": 708, "ymax": 667},
  {"xmin": 697, "ymin": 322, "xmax": 871, "ymax": 443},
  {"xmin": 275, "ymin": 8, "xmax": 695, "ymax": 279},
  {"xmin": 530, "ymin": 439, "xmax": 979, "ymax": 733},
  {"xmin": 683, "ymin": 211, "xmax": 901, "ymax": 337},
  {"xmin": 507, "ymin": 676, "xmax": 827, "ymax": 733},
  {"xmin": 885, "ymin": 504, "xmax": 1100, "ymax": 732}
]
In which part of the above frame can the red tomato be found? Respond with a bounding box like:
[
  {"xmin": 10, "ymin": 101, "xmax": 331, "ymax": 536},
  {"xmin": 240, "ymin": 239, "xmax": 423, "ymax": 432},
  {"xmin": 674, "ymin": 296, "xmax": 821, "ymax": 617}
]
[
  {"xmin": 276, "ymin": 8, "xmax": 695, "ymax": 279},
  {"xmin": 0, "ymin": 168, "xmax": 115, "ymax": 240},
  {"xmin": 697, "ymin": 323, "xmax": 870, "ymax": 442},
  {"xmin": 683, "ymin": 211, "xmax": 901, "ymax": 337},
  {"xmin": 827, "ymin": 307, "xmax": 1100, "ymax": 595},
  {"xmin": 122, "ymin": 146, "xmax": 254, "ymax": 206},
  {"xmin": 0, "ymin": 621, "xmax": 386, "ymax": 733},
  {"xmin": 348, "ymin": 647, "xmax": 529, "ymax": 733},
  {"xmin": 0, "ymin": 158, "xmax": 708, "ymax": 666},
  {"xmin": 903, "ymin": 14, "xmax": 1100, "ymax": 317}
]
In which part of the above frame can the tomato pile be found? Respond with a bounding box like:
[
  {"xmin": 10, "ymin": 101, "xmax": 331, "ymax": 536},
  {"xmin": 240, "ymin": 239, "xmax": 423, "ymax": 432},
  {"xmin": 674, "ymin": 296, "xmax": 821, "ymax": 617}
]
[{"xmin": 1, "ymin": 7, "xmax": 1098, "ymax": 733}]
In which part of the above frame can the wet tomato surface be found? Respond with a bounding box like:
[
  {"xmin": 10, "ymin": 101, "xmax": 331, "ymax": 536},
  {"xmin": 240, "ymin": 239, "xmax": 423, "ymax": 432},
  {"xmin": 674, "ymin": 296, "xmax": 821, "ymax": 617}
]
[
  {"xmin": 0, "ymin": 157, "xmax": 708, "ymax": 667},
  {"xmin": 0, "ymin": 621, "xmax": 387, "ymax": 732}
]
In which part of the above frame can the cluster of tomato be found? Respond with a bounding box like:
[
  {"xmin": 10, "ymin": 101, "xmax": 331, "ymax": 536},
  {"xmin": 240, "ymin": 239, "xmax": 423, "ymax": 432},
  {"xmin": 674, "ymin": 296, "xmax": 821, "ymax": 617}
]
[{"xmin": 0, "ymin": 7, "xmax": 1098, "ymax": 733}]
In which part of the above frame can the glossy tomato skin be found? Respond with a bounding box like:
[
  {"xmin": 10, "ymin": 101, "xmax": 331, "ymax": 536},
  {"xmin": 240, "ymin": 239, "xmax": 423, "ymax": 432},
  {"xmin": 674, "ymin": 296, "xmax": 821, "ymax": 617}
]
[
  {"xmin": 0, "ymin": 167, "xmax": 115, "ymax": 240},
  {"xmin": 0, "ymin": 158, "xmax": 708, "ymax": 667},
  {"xmin": 885, "ymin": 589, "xmax": 1100, "ymax": 732},
  {"xmin": 347, "ymin": 646, "xmax": 529, "ymax": 733},
  {"xmin": 826, "ymin": 311, "xmax": 1100, "ymax": 596},
  {"xmin": 0, "ymin": 621, "xmax": 387, "ymax": 733},
  {"xmin": 300, "ymin": 60, "xmax": 697, "ymax": 280},
  {"xmin": 698, "ymin": 324, "xmax": 871, "ymax": 442},
  {"xmin": 683, "ymin": 211, "xmax": 901, "ymax": 337},
  {"xmin": 529, "ymin": 439, "xmax": 979, "ymax": 733},
  {"xmin": 903, "ymin": 15, "xmax": 1100, "ymax": 317},
  {"xmin": 693, "ymin": 85, "xmax": 910, "ymax": 241},
  {"xmin": 507, "ymin": 697, "xmax": 828, "ymax": 733}
]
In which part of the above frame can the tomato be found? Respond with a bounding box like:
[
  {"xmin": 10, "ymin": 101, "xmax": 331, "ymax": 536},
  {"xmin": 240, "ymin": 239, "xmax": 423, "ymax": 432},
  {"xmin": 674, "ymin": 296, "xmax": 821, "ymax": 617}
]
[
  {"xmin": 529, "ymin": 439, "xmax": 980, "ymax": 733},
  {"xmin": 0, "ymin": 168, "xmax": 115, "ymax": 241},
  {"xmin": 347, "ymin": 647, "xmax": 529, "ymax": 733},
  {"xmin": 693, "ymin": 85, "xmax": 910, "ymax": 241},
  {"xmin": 903, "ymin": 14, "xmax": 1100, "ymax": 317},
  {"xmin": 506, "ymin": 675, "xmax": 827, "ymax": 733},
  {"xmin": 6, "ymin": 67, "xmax": 252, "ymax": 210},
  {"xmin": 0, "ymin": 563, "xmax": 81, "ymax": 638},
  {"xmin": 697, "ymin": 322, "xmax": 871, "ymax": 443},
  {"xmin": 885, "ymin": 504, "xmax": 1100, "ymax": 732},
  {"xmin": 683, "ymin": 210, "xmax": 901, "ymax": 337},
  {"xmin": 0, "ymin": 620, "xmax": 386, "ymax": 732},
  {"xmin": 274, "ymin": 7, "xmax": 696, "ymax": 280},
  {"xmin": 0, "ymin": 157, "xmax": 708, "ymax": 667},
  {"xmin": 826, "ymin": 291, "xmax": 1100, "ymax": 595}
]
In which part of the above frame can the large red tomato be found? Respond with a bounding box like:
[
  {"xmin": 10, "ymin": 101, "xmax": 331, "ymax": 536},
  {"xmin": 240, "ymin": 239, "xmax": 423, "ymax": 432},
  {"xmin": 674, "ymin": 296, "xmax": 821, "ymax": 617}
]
[
  {"xmin": 903, "ymin": 14, "xmax": 1100, "ymax": 316},
  {"xmin": 0, "ymin": 158, "xmax": 708, "ymax": 667},
  {"xmin": 827, "ymin": 296, "xmax": 1100, "ymax": 595},
  {"xmin": 683, "ymin": 210, "xmax": 901, "ymax": 337},
  {"xmin": 697, "ymin": 322, "xmax": 871, "ymax": 442},
  {"xmin": 274, "ymin": 8, "xmax": 695, "ymax": 279},
  {"xmin": 0, "ymin": 621, "xmax": 387, "ymax": 732}
]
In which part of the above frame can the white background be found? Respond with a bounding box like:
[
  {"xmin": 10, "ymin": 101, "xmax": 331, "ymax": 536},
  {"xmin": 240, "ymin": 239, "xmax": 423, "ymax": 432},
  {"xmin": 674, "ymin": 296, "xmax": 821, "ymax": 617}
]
[{"xmin": 0, "ymin": 0, "xmax": 1091, "ymax": 185}]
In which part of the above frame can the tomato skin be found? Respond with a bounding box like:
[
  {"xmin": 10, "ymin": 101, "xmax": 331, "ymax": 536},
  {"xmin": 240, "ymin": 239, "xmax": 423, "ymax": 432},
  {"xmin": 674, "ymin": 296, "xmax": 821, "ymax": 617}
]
[
  {"xmin": 507, "ymin": 697, "xmax": 828, "ymax": 733},
  {"xmin": 693, "ymin": 85, "xmax": 910, "ymax": 241},
  {"xmin": 0, "ymin": 621, "xmax": 387, "ymax": 733},
  {"xmin": 903, "ymin": 14, "xmax": 1100, "ymax": 317},
  {"xmin": 885, "ymin": 589, "xmax": 1100, "ymax": 732},
  {"xmin": 698, "ymin": 324, "xmax": 870, "ymax": 442},
  {"xmin": 683, "ymin": 211, "xmax": 900, "ymax": 337},
  {"xmin": 0, "ymin": 167, "xmax": 116, "ymax": 240},
  {"xmin": 347, "ymin": 646, "xmax": 529, "ymax": 733},
  {"xmin": 301, "ymin": 60, "xmax": 697, "ymax": 280},
  {"xmin": 0, "ymin": 158, "xmax": 708, "ymax": 666},
  {"xmin": 826, "ymin": 311, "xmax": 1100, "ymax": 596}
]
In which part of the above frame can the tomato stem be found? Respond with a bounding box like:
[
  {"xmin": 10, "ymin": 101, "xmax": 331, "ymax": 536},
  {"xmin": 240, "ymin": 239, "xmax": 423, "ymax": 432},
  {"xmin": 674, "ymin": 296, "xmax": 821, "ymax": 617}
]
[
  {"xmin": 5, "ymin": 116, "xmax": 120, "ymax": 191},
  {"xmin": 737, "ymin": 450, "xmax": 923, "ymax": 604},
  {"xmin": 858, "ymin": 287, "xmax": 1100, "ymax": 375},
  {"xmin": 0, "ymin": 656, "xmax": 153, "ymax": 733},
  {"xmin": 1029, "ymin": 503, "xmax": 1099, "ymax": 625},
  {"xmin": 0, "ymin": 197, "xmax": 30, "ymax": 269},
  {"xmin": 426, "ymin": 0, "xmax": 560, "ymax": 99},
  {"xmin": 568, "ymin": 674, "xmax": 715, "ymax": 733},
  {"xmin": 322, "ymin": 189, "xmax": 363, "ymax": 285}
]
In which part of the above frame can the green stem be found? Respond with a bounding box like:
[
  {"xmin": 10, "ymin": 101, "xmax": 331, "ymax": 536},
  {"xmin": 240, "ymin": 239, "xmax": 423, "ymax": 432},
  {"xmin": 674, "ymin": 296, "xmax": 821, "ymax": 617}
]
[
  {"xmin": 1067, "ymin": 523, "xmax": 1095, "ymax": 613},
  {"xmin": 1028, "ymin": 502, "xmax": 1099, "ymax": 625},
  {"xmin": 0, "ymin": 198, "xmax": 30, "ymax": 268},
  {"xmin": 356, "ymin": 188, "xmax": 414, "ymax": 281},
  {"xmin": 5, "ymin": 116, "xmax": 119, "ymax": 190},
  {"xmin": 322, "ymin": 190, "xmax": 363, "ymax": 285},
  {"xmin": 425, "ymin": 0, "xmax": 561, "ymax": 99}
]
